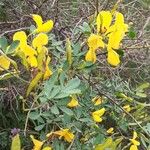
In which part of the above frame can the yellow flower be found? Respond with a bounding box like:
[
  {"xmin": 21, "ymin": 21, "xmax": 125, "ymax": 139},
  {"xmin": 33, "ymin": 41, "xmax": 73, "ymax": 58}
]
[
  {"xmin": 13, "ymin": 31, "xmax": 27, "ymax": 48},
  {"xmin": 130, "ymin": 145, "xmax": 138, "ymax": 150},
  {"xmin": 107, "ymin": 50, "xmax": 120, "ymax": 66},
  {"xmin": 85, "ymin": 48, "xmax": 96, "ymax": 63},
  {"xmin": 42, "ymin": 146, "xmax": 52, "ymax": 150},
  {"xmin": 30, "ymin": 135, "xmax": 44, "ymax": 150},
  {"xmin": 13, "ymin": 31, "xmax": 38, "ymax": 67},
  {"xmin": 32, "ymin": 14, "xmax": 53, "ymax": 33},
  {"xmin": 130, "ymin": 131, "xmax": 140, "ymax": 146},
  {"xmin": 47, "ymin": 129, "xmax": 74, "ymax": 143},
  {"xmin": 27, "ymin": 55, "xmax": 38, "ymax": 67},
  {"xmin": 92, "ymin": 108, "xmax": 106, "ymax": 123},
  {"xmin": 87, "ymin": 34, "xmax": 105, "ymax": 50},
  {"xmin": 114, "ymin": 12, "xmax": 128, "ymax": 32},
  {"xmin": 107, "ymin": 127, "xmax": 114, "ymax": 134},
  {"xmin": 123, "ymin": 104, "xmax": 131, "ymax": 112},
  {"xmin": 107, "ymin": 12, "xmax": 128, "ymax": 51},
  {"xmin": 92, "ymin": 96, "xmax": 103, "ymax": 106},
  {"xmin": 0, "ymin": 55, "xmax": 11, "ymax": 71},
  {"xmin": 96, "ymin": 11, "xmax": 112, "ymax": 33},
  {"xmin": 43, "ymin": 56, "xmax": 53, "ymax": 80},
  {"xmin": 129, "ymin": 131, "xmax": 140, "ymax": 150},
  {"xmin": 85, "ymin": 34, "xmax": 104, "ymax": 63},
  {"xmin": 32, "ymin": 33, "xmax": 48, "ymax": 50},
  {"xmin": 67, "ymin": 96, "xmax": 79, "ymax": 108}
]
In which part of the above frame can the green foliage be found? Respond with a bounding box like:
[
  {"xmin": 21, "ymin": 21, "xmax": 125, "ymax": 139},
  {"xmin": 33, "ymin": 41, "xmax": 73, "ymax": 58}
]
[{"xmin": 0, "ymin": 1, "xmax": 150, "ymax": 150}]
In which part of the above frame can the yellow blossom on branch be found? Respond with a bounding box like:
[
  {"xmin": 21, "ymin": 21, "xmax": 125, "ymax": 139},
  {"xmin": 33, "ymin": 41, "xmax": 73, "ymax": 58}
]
[
  {"xmin": 32, "ymin": 14, "xmax": 54, "ymax": 33},
  {"xmin": 107, "ymin": 50, "xmax": 120, "ymax": 66},
  {"xmin": 0, "ymin": 55, "xmax": 11, "ymax": 71},
  {"xmin": 129, "ymin": 131, "xmax": 140, "ymax": 150},
  {"xmin": 96, "ymin": 11, "xmax": 112, "ymax": 34},
  {"xmin": 67, "ymin": 95, "xmax": 79, "ymax": 108},
  {"xmin": 92, "ymin": 108, "xmax": 106, "ymax": 123},
  {"xmin": 13, "ymin": 31, "xmax": 38, "ymax": 67},
  {"xmin": 30, "ymin": 135, "xmax": 44, "ymax": 150},
  {"xmin": 107, "ymin": 127, "xmax": 114, "ymax": 134},
  {"xmin": 47, "ymin": 129, "xmax": 74, "ymax": 143},
  {"xmin": 123, "ymin": 104, "xmax": 131, "ymax": 112},
  {"xmin": 85, "ymin": 34, "xmax": 105, "ymax": 63},
  {"xmin": 92, "ymin": 96, "xmax": 103, "ymax": 106},
  {"xmin": 32, "ymin": 33, "xmax": 49, "ymax": 51}
]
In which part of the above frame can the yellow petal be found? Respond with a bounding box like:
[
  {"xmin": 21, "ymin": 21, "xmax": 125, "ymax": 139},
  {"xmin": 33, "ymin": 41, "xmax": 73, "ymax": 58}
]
[
  {"xmin": 92, "ymin": 96, "xmax": 103, "ymax": 106},
  {"xmin": 64, "ymin": 131, "xmax": 74, "ymax": 143},
  {"xmin": 42, "ymin": 146, "xmax": 52, "ymax": 150},
  {"xmin": 36, "ymin": 20, "xmax": 53, "ymax": 33},
  {"xmin": 88, "ymin": 34, "xmax": 105, "ymax": 50},
  {"xmin": 32, "ymin": 14, "xmax": 43, "ymax": 27},
  {"xmin": 107, "ymin": 127, "xmax": 114, "ymax": 134},
  {"xmin": 92, "ymin": 108, "xmax": 105, "ymax": 123},
  {"xmin": 43, "ymin": 56, "xmax": 53, "ymax": 80},
  {"xmin": 123, "ymin": 105, "xmax": 131, "ymax": 112},
  {"xmin": 30, "ymin": 135, "xmax": 44, "ymax": 150},
  {"xmin": 130, "ymin": 145, "xmax": 138, "ymax": 150},
  {"xmin": 85, "ymin": 49, "xmax": 96, "ymax": 63},
  {"xmin": 32, "ymin": 33, "xmax": 48, "ymax": 49},
  {"xmin": 115, "ymin": 12, "xmax": 125, "ymax": 25},
  {"xmin": 67, "ymin": 97, "xmax": 79, "ymax": 108},
  {"xmin": 107, "ymin": 50, "xmax": 120, "ymax": 66},
  {"xmin": 0, "ymin": 55, "xmax": 11, "ymax": 71},
  {"xmin": 92, "ymin": 108, "xmax": 106, "ymax": 116},
  {"xmin": 96, "ymin": 11, "xmax": 112, "ymax": 33},
  {"xmin": 92, "ymin": 114, "xmax": 102, "ymax": 123},
  {"xmin": 133, "ymin": 131, "xmax": 138, "ymax": 139},
  {"xmin": 13, "ymin": 31, "xmax": 27, "ymax": 47},
  {"xmin": 23, "ymin": 45, "xmax": 37, "ymax": 57},
  {"xmin": 130, "ymin": 139, "xmax": 140, "ymax": 146},
  {"xmin": 107, "ymin": 30, "xmax": 124, "ymax": 51},
  {"xmin": 114, "ymin": 12, "xmax": 129, "ymax": 32},
  {"xmin": 27, "ymin": 56, "xmax": 38, "ymax": 67},
  {"xmin": 53, "ymin": 129, "xmax": 74, "ymax": 143}
]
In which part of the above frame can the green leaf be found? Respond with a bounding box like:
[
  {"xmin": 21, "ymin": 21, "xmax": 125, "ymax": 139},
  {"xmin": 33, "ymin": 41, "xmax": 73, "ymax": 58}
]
[
  {"xmin": 116, "ymin": 49, "xmax": 124, "ymax": 57},
  {"xmin": 29, "ymin": 111, "xmax": 40, "ymax": 120},
  {"xmin": 64, "ymin": 77, "xmax": 80, "ymax": 91},
  {"xmin": 59, "ymin": 106, "xmax": 74, "ymax": 116},
  {"xmin": 136, "ymin": 92, "xmax": 147, "ymax": 98},
  {"xmin": 6, "ymin": 40, "xmax": 20, "ymax": 54},
  {"xmin": 30, "ymin": 25, "xmax": 36, "ymax": 33},
  {"xmin": 50, "ymin": 86, "xmax": 61, "ymax": 99},
  {"xmin": 136, "ymin": 82, "xmax": 150, "ymax": 91},
  {"xmin": 128, "ymin": 27, "xmax": 136, "ymax": 39},
  {"xmin": 79, "ymin": 22, "xmax": 91, "ymax": 33},
  {"xmin": 64, "ymin": 89, "xmax": 81, "ymax": 94},
  {"xmin": 51, "ymin": 105, "xmax": 59, "ymax": 115},
  {"xmin": 0, "ymin": 36, "xmax": 8, "ymax": 51},
  {"xmin": 11, "ymin": 134, "xmax": 21, "ymax": 150},
  {"xmin": 34, "ymin": 124, "xmax": 45, "ymax": 131},
  {"xmin": 54, "ymin": 92, "xmax": 69, "ymax": 99}
]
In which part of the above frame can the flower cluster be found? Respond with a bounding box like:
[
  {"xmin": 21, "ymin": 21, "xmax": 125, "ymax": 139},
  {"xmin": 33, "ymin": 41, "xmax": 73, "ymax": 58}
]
[
  {"xmin": 129, "ymin": 131, "xmax": 140, "ymax": 150},
  {"xmin": 85, "ymin": 11, "xmax": 128, "ymax": 66},
  {"xmin": 30, "ymin": 128, "xmax": 74, "ymax": 150},
  {"xmin": 13, "ymin": 15, "xmax": 53, "ymax": 80}
]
